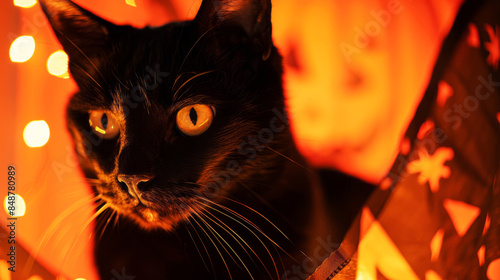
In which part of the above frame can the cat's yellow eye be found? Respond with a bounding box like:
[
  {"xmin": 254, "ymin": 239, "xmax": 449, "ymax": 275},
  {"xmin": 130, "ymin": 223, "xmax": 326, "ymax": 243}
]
[
  {"xmin": 89, "ymin": 110, "xmax": 120, "ymax": 139},
  {"xmin": 176, "ymin": 104, "xmax": 215, "ymax": 136}
]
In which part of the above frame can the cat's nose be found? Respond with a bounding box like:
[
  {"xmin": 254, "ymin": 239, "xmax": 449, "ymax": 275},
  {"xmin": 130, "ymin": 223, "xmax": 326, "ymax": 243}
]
[{"xmin": 117, "ymin": 174, "xmax": 153, "ymax": 205}]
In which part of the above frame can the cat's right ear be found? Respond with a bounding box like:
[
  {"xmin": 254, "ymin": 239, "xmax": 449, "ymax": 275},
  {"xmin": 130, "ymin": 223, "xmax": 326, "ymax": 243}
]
[
  {"xmin": 39, "ymin": 0, "xmax": 113, "ymax": 83},
  {"xmin": 195, "ymin": 0, "xmax": 273, "ymax": 61}
]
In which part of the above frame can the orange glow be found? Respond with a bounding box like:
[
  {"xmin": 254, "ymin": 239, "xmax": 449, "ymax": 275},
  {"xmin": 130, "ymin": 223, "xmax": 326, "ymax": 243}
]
[
  {"xmin": 478, "ymin": 245, "xmax": 486, "ymax": 266},
  {"xmin": 0, "ymin": 260, "xmax": 11, "ymax": 280},
  {"xmin": 9, "ymin": 35, "xmax": 35, "ymax": 63},
  {"xmin": 13, "ymin": 0, "xmax": 37, "ymax": 8},
  {"xmin": 425, "ymin": 270, "xmax": 443, "ymax": 280},
  {"xmin": 467, "ymin": 23, "xmax": 480, "ymax": 48},
  {"xmin": 437, "ymin": 81, "xmax": 454, "ymax": 107},
  {"xmin": 47, "ymin": 50, "xmax": 70, "ymax": 79},
  {"xmin": 417, "ymin": 120, "xmax": 435, "ymax": 140},
  {"xmin": 125, "ymin": 0, "xmax": 136, "ymax": 7},
  {"xmin": 484, "ymin": 214, "xmax": 491, "ymax": 235},
  {"xmin": 23, "ymin": 120, "xmax": 50, "ymax": 147},
  {"xmin": 0, "ymin": 0, "xmax": 467, "ymax": 278},
  {"xmin": 487, "ymin": 259, "xmax": 500, "ymax": 280}
]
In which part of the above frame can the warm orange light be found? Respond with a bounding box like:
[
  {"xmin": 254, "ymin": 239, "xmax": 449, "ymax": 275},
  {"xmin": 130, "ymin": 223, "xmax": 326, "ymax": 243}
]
[
  {"xmin": 9, "ymin": 36, "xmax": 35, "ymax": 63},
  {"xmin": 47, "ymin": 50, "xmax": 70, "ymax": 79},
  {"xmin": 0, "ymin": 260, "xmax": 11, "ymax": 280},
  {"xmin": 4, "ymin": 194, "xmax": 26, "ymax": 217},
  {"xmin": 125, "ymin": 0, "xmax": 136, "ymax": 7},
  {"xmin": 13, "ymin": 0, "xmax": 37, "ymax": 8},
  {"xmin": 23, "ymin": 120, "xmax": 50, "ymax": 148}
]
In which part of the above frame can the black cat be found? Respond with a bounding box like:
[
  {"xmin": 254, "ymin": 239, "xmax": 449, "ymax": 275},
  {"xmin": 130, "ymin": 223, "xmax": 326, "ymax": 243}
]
[{"xmin": 40, "ymin": 0, "xmax": 374, "ymax": 279}]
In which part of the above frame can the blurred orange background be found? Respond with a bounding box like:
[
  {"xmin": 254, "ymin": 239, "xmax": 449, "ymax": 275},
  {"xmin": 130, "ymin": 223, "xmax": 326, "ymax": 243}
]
[{"xmin": 0, "ymin": 0, "xmax": 463, "ymax": 279}]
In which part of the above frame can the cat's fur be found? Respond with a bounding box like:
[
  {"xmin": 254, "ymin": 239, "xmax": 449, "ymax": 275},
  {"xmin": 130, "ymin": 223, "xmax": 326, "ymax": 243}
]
[{"xmin": 40, "ymin": 0, "xmax": 374, "ymax": 279}]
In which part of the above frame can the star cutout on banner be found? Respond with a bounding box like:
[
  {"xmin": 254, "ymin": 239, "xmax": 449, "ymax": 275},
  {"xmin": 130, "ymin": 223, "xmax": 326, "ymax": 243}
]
[
  {"xmin": 485, "ymin": 24, "xmax": 500, "ymax": 70},
  {"xmin": 407, "ymin": 147, "xmax": 454, "ymax": 193}
]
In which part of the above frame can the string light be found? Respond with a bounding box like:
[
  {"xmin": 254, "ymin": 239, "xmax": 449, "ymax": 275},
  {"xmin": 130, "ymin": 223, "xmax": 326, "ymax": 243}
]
[
  {"xmin": 4, "ymin": 194, "xmax": 26, "ymax": 218},
  {"xmin": 13, "ymin": 0, "xmax": 37, "ymax": 8},
  {"xmin": 47, "ymin": 50, "xmax": 70, "ymax": 79},
  {"xmin": 125, "ymin": 0, "xmax": 136, "ymax": 7},
  {"xmin": 23, "ymin": 120, "xmax": 50, "ymax": 148},
  {"xmin": 9, "ymin": 36, "xmax": 35, "ymax": 63}
]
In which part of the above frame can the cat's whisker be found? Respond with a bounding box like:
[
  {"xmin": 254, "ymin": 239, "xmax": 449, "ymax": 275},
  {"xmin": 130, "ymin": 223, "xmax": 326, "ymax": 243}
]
[
  {"xmin": 59, "ymin": 189, "xmax": 93, "ymax": 199},
  {"xmin": 190, "ymin": 212, "xmax": 234, "ymax": 280},
  {"xmin": 96, "ymin": 208, "xmax": 115, "ymax": 244},
  {"xmin": 172, "ymin": 71, "xmax": 195, "ymax": 90},
  {"xmin": 57, "ymin": 31, "xmax": 107, "ymax": 83},
  {"xmin": 112, "ymin": 72, "xmax": 130, "ymax": 90},
  {"xmin": 112, "ymin": 207, "xmax": 120, "ymax": 230},
  {"xmin": 177, "ymin": 26, "xmax": 216, "ymax": 74},
  {"xmin": 197, "ymin": 205, "xmax": 274, "ymax": 280},
  {"xmin": 199, "ymin": 198, "xmax": 297, "ymax": 266},
  {"xmin": 194, "ymin": 211, "xmax": 242, "ymax": 270},
  {"xmin": 199, "ymin": 196, "xmax": 267, "ymax": 235},
  {"xmin": 83, "ymin": 177, "xmax": 102, "ymax": 183},
  {"xmin": 69, "ymin": 61, "xmax": 104, "ymax": 91},
  {"xmin": 24, "ymin": 194, "xmax": 101, "ymax": 274},
  {"xmin": 133, "ymin": 80, "xmax": 152, "ymax": 114},
  {"xmin": 184, "ymin": 205, "xmax": 217, "ymax": 276},
  {"xmin": 185, "ymin": 221, "xmax": 211, "ymax": 272},
  {"xmin": 195, "ymin": 199, "xmax": 284, "ymax": 270},
  {"xmin": 195, "ymin": 208, "xmax": 255, "ymax": 272},
  {"xmin": 208, "ymin": 194, "xmax": 309, "ymax": 263},
  {"xmin": 194, "ymin": 201, "xmax": 284, "ymax": 279},
  {"xmin": 207, "ymin": 194, "xmax": 291, "ymax": 241},
  {"xmin": 265, "ymin": 146, "xmax": 311, "ymax": 171},
  {"xmin": 172, "ymin": 70, "xmax": 216, "ymax": 102},
  {"xmin": 59, "ymin": 202, "xmax": 110, "ymax": 273}
]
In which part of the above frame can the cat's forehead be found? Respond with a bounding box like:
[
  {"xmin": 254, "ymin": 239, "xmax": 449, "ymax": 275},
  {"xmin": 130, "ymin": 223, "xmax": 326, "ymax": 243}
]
[
  {"xmin": 90, "ymin": 22, "xmax": 214, "ymax": 107},
  {"xmin": 110, "ymin": 22, "xmax": 196, "ymax": 76}
]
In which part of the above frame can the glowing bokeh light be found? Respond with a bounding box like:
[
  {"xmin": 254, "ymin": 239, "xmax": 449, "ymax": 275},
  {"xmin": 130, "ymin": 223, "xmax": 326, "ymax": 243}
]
[
  {"xmin": 9, "ymin": 36, "xmax": 35, "ymax": 63},
  {"xmin": 14, "ymin": 0, "xmax": 37, "ymax": 8},
  {"xmin": 47, "ymin": 50, "xmax": 70, "ymax": 79},
  {"xmin": 26, "ymin": 275, "xmax": 43, "ymax": 280},
  {"xmin": 4, "ymin": 194, "xmax": 26, "ymax": 218},
  {"xmin": 23, "ymin": 120, "xmax": 50, "ymax": 148},
  {"xmin": 0, "ymin": 260, "xmax": 10, "ymax": 280},
  {"xmin": 125, "ymin": 0, "xmax": 136, "ymax": 7}
]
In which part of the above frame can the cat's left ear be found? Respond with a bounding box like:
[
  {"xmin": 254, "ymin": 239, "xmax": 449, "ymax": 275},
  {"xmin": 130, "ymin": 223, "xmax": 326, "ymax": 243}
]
[
  {"xmin": 195, "ymin": 0, "xmax": 273, "ymax": 60},
  {"xmin": 40, "ymin": 0, "xmax": 114, "ymax": 83}
]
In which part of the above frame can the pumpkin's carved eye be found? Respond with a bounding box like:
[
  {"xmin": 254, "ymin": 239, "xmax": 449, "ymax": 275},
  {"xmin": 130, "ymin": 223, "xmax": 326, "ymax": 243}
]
[
  {"xmin": 89, "ymin": 110, "xmax": 120, "ymax": 139},
  {"xmin": 176, "ymin": 104, "xmax": 215, "ymax": 136}
]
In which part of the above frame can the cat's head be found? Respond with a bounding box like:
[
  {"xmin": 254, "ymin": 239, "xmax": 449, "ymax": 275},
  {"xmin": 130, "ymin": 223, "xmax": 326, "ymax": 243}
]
[{"xmin": 41, "ymin": 0, "xmax": 289, "ymax": 230}]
